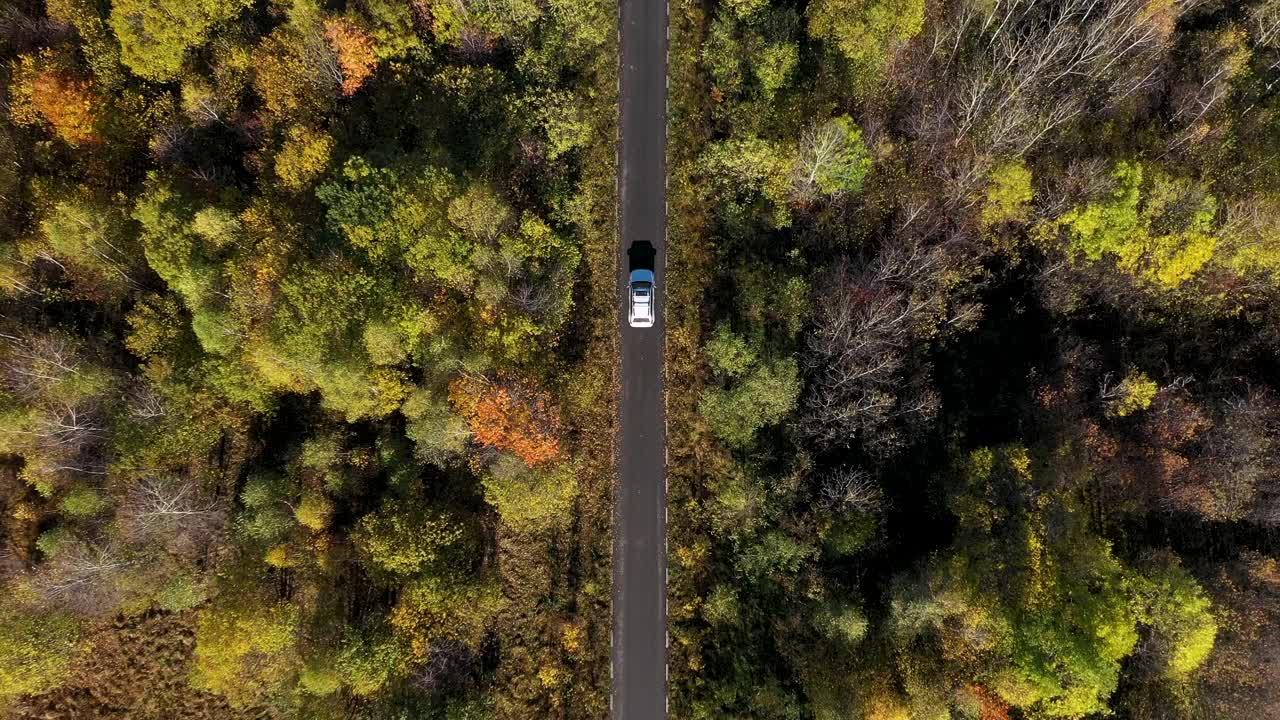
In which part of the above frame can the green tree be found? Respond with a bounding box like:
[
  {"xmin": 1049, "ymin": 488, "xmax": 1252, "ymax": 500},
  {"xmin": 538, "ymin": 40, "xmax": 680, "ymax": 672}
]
[
  {"xmin": 722, "ymin": 0, "xmax": 769, "ymax": 20},
  {"xmin": 60, "ymin": 486, "xmax": 108, "ymax": 517},
  {"xmin": 237, "ymin": 472, "xmax": 296, "ymax": 544},
  {"xmin": 755, "ymin": 43, "xmax": 799, "ymax": 100},
  {"xmin": 298, "ymin": 662, "xmax": 343, "ymax": 696},
  {"xmin": 266, "ymin": 258, "xmax": 412, "ymax": 419},
  {"xmin": 275, "ymin": 126, "xmax": 334, "ymax": 190},
  {"xmin": 703, "ymin": 586, "xmax": 743, "ymax": 626},
  {"xmin": 110, "ymin": 0, "xmax": 252, "ymax": 81},
  {"xmin": 735, "ymin": 529, "xmax": 813, "ymax": 584},
  {"xmin": 133, "ymin": 181, "xmax": 243, "ymax": 355},
  {"xmin": 402, "ymin": 386, "xmax": 471, "ymax": 463},
  {"xmin": 35, "ymin": 193, "xmax": 140, "ymax": 298},
  {"xmin": 700, "ymin": 357, "xmax": 800, "ymax": 448},
  {"xmin": 704, "ymin": 325, "xmax": 757, "ymax": 380},
  {"xmin": 358, "ymin": 0, "xmax": 422, "ymax": 58},
  {"xmin": 1103, "ymin": 370, "xmax": 1159, "ymax": 418},
  {"xmin": 483, "ymin": 455, "xmax": 578, "ymax": 533},
  {"xmin": 154, "ymin": 573, "xmax": 208, "ymax": 612},
  {"xmin": 316, "ymin": 157, "xmax": 407, "ymax": 257},
  {"xmin": 425, "ymin": 0, "xmax": 541, "ymax": 43},
  {"xmin": 336, "ymin": 630, "xmax": 412, "ymax": 696},
  {"xmin": 815, "ymin": 600, "xmax": 869, "ymax": 647},
  {"xmin": 252, "ymin": 18, "xmax": 340, "ymax": 122},
  {"xmin": 525, "ymin": 90, "xmax": 593, "ymax": 159},
  {"xmin": 893, "ymin": 445, "xmax": 1146, "ymax": 718},
  {"xmin": 316, "ymin": 157, "xmax": 476, "ymax": 289},
  {"xmin": 390, "ymin": 573, "xmax": 506, "ymax": 658},
  {"xmin": 699, "ymin": 138, "xmax": 794, "ymax": 228},
  {"xmin": 353, "ymin": 498, "xmax": 472, "ymax": 576},
  {"xmin": 808, "ymin": 0, "xmax": 924, "ymax": 88},
  {"xmin": 295, "ymin": 492, "xmax": 334, "ymax": 531},
  {"xmin": 1133, "ymin": 552, "xmax": 1217, "ymax": 679}
]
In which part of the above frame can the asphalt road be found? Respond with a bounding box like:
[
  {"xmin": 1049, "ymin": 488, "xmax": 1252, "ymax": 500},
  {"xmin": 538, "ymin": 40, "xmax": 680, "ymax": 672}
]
[{"xmin": 613, "ymin": 0, "xmax": 667, "ymax": 714}]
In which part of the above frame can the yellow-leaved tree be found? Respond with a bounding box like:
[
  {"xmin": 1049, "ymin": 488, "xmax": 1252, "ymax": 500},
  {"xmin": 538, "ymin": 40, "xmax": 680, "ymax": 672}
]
[
  {"xmin": 1040, "ymin": 162, "xmax": 1219, "ymax": 290},
  {"xmin": 191, "ymin": 582, "xmax": 301, "ymax": 707}
]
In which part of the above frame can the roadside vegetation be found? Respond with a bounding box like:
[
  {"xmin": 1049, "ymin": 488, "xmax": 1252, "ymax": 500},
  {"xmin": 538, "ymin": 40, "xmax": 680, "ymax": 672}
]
[
  {"xmin": 667, "ymin": 0, "xmax": 1280, "ymax": 718},
  {"xmin": 0, "ymin": 0, "xmax": 615, "ymax": 717}
]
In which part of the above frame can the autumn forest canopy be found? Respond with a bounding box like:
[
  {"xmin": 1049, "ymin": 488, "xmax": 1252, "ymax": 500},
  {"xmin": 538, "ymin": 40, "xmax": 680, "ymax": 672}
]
[
  {"xmin": 665, "ymin": 0, "xmax": 1280, "ymax": 718},
  {"xmin": 0, "ymin": 0, "xmax": 614, "ymax": 716},
  {"xmin": 0, "ymin": 0, "xmax": 1279, "ymax": 719}
]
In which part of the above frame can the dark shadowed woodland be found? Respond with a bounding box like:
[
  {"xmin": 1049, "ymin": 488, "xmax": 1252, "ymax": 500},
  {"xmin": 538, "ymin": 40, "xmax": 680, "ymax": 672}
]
[{"xmin": 664, "ymin": 0, "xmax": 1280, "ymax": 718}]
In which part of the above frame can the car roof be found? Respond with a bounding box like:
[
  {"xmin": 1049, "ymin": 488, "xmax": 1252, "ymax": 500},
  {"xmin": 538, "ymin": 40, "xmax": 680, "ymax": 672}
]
[{"xmin": 629, "ymin": 269, "xmax": 655, "ymax": 284}]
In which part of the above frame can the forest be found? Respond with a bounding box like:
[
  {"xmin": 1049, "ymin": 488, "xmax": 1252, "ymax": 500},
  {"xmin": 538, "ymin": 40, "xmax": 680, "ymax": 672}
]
[
  {"xmin": 666, "ymin": 0, "xmax": 1280, "ymax": 718},
  {"xmin": 3, "ymin": 0, "xmax": 1280, "ymax": 719},
  {"xmin": 0, "ymin": 0, "xmax": 616, "ymax": 717}
]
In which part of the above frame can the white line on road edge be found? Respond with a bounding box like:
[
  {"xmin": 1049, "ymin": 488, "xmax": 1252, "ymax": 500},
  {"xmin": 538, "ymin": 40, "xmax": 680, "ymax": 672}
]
[{"xmin": 662, "ymin": 0, "xmax": 671, "ymax": 698}]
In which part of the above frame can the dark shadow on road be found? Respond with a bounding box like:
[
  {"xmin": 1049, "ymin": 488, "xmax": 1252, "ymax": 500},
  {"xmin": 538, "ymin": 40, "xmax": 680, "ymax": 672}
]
[{"xmin": 627, "ymin": 241, "xmax": 656, "ymax": 273}]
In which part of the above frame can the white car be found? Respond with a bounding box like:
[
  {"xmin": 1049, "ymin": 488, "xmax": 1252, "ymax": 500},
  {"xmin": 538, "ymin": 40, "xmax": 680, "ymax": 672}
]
[{"xmin": 628, "ymin": 269, "xmax": 655, "ymax": 328}]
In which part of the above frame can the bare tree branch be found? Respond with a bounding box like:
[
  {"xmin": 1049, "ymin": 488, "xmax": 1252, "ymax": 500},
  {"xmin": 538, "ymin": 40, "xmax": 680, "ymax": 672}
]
[{"xmin": 820, "ymin": 468, "xmax": 887, "ymax": 514}]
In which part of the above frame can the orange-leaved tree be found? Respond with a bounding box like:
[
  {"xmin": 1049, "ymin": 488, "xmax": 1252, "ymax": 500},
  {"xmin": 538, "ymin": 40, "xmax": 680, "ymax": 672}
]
[
  {"xmin": 970, "ymin": 685, "xmax": 1011, "ymax": 720},
  {"xmin": 10, "ymin": 54, "xmax": 101, "ymax": 146},
  {"xmin": 449, "ymin": 374, "xmax": 561, "ymax": 466},
  {"xmin": 324, "ymin": 18, "xmax": 378, "ymax": 97}
]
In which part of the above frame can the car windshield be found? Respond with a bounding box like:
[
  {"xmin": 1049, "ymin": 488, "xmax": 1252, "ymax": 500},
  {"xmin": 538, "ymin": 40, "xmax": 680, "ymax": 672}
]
[{"xmin": 635, "ymin": 286, "xmax": 650, "ymax": 297}]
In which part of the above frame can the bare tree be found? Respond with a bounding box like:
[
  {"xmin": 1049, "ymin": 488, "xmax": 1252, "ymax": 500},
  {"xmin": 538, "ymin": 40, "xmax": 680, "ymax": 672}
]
[
  {"xmin": 119, "ymin": 477, "xmax": 227, "ymax": 555},
  {"xmin": 905, "ymin": 0, "xmax": 1197, "ymax": 209},
  {"xmin": 456, "ymin": 26, "xmax": 498, "ymax": 59},
  {"xmin": 1251, "ymin": 0, "xmax": 1280, "ymax": 48},
  {"xmin": 820, "ymin": 468, "xmax": 887, "ymax": 514},
  {"xmin": 0, "ymin": 332, "xmax": 83, "ymax": 401},
  {"xmin": 504, "ymin": 253, "xmax": 576, "ymax": 323},
  {"xmin": 1158, "ymin": 387, "xmax": 1280, "ymax": 524},
  {"xmin": 127, "ymin": 384, "xmax": 167, "ymax": 420},
  {"xmin": 509, "ymin": 274, "xmax": 562, "ymax": 317},
  {"xmin": 1193, "ymin": 551, "xmax": 1280, "ymax": 719},
  {"xmin": 148, "ymin": 124, "xmax": 193, "ymax": 167},
  {"xmin": 1211, "ymin": 194, "xmax": 1280, "ymax": 290},
  {"xmin": 180, "ymin": 78, "xmax": 227, "ymax": 126},
  {"xmin": 791, "ymin": 117, "xmax": 865, "ymax": 205},
  {"xmin": 33, "ymin": 542, "xmax": 129, "ymax": 615},
  {"xmin": 1250, "ymin": 0, "xmax": 1280, "ymax": 94},
  {"xmin": 0, "ymin": 332, "xmax": 117, "ymax": 489},
  {"xmin": 1166, "ymin": 29, "xmax": 1250, "ymax": 153},
  {"xmin": 0, "ymin": 5, "xmax": 68, "ymax": 56},
  {"xmin": 410, "ymin": 638, "xmax": 478, "ymax": 692},
  {"xmin": 0, "ymin": 396, "xmax": 107, "ymax": 467},
  {"xmin": 1035, "ymin": 157, "xmax": 1112, "ymax": 220},
  {"xmin": 803, "ymin": 240, "xmax": 952, "ymax": 453},
  {"xmin": 0, "ymin": 546, "xmax": 20, "ymax": 585},
  {"xmin": 0, "ymin": 400, "xmax": 109, "ymax": 482}
]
